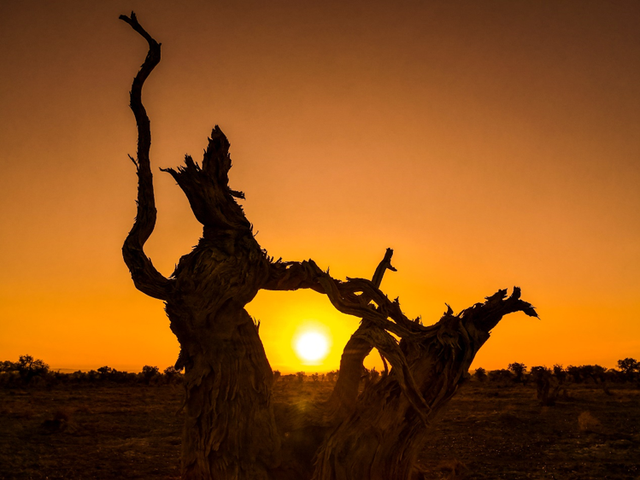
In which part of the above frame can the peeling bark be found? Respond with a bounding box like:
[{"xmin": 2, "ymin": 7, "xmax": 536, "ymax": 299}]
[{"xmin": 120, "ymin": 13, "xmax": 538, "ymax": 480}]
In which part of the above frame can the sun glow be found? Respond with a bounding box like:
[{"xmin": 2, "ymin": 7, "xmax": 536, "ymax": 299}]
[{"xmin": 294, "ymin": 327, "xmax": 330, "ymax": 365}]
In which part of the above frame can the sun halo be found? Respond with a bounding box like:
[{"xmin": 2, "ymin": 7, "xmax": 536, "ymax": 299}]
[{"xmin": 293, "ymin": 328, "xmax": 330, "ymax": 365}]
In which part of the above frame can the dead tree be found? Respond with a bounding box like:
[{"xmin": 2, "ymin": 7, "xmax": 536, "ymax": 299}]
[{"xmin": 120, "ymin": 13, "xmax": 538, "ymax": 480}]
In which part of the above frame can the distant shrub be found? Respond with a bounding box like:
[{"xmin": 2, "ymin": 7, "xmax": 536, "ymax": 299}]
[
  {"xmin": 530, "ymin": 366, "xmax": 561, "ymax": 406},
  {"xmin": 552, "ymin": 364, "xmax": 567, "ymax": 384},
  {"xmin": 280, "ymin": 374, "xmax": 297, "ymax": 383},
  {"xmin": 566, "ymin": 365, "xmax": 583, "ymax": 383},
  {"xmin": 508, "ymin": 362, "xmax": 527, "ymax": 383},
  {"xmin": 0, "ymin": 355, "xmax": 51, "ymax": 386},
  {"xmin": 325, "ymin": 370, "xmax": 338, "ymax": 383},
  {"xmin": 0, "ymin": 360, "xmax": 15, "ymax": 373},
  {"xmin": 141, "ymin": 365, "xmax": 160, "ymax": 384},
  {"xmin": 617, "ymin": 358, "xmax": 639, "ymax": 381},
  {"xmin": 97, "ymin": 366, "xmax": 131, "ymax": 383},
  {"xmin": 591, "ymin": 365, "xmax": 608, "ymax": 384},
  {"xmin": 474, "ymin": 367, "xmax": 487, "ymax": 382},
  {"xmin": 17, "ymin": 355, "xmax": 50, "ymax": 383},
  {"xmin": 163, "ymin": 366, "xmax": 183, "ymax": 384},
  {"xmin": 565, "ymin": 364, "xmax": 611, "ymax": 385}
]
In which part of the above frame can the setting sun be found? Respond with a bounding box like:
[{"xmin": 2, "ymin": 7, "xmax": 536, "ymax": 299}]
[{"xmin": 293, "ymin": 327, "xmax": 330, "ymax": 365}]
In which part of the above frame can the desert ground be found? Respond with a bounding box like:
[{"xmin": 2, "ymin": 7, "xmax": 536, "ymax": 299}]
[{"xmin": 1, "ymin": 377, "xmax": 639, "ymax": 479}]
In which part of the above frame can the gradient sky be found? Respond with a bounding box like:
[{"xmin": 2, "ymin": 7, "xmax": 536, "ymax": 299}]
[{"xmin": 1, "ymin": 1, "xmax": 639, "ymax": 373}]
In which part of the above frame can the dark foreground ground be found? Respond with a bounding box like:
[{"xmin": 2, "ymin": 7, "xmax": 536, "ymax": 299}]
[{"xmin": 1, "ymin": 380, "xmax": 639, "ymax": 479}]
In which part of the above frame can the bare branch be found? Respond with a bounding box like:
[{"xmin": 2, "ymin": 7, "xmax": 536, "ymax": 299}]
[
  {"xmin": 327, "ymin": 249, "xmax": 397, "ymax": 420},
  {"xmin": 263, "ymin": 259, "xmax": 328, "ymax": 293},
  {"xmin": 120, "ymin": 12, "xmax": 170, "ymax": 300},
  {"xmin": 371, "ymin": 247, "xmax": 396, "ymax": 287}
]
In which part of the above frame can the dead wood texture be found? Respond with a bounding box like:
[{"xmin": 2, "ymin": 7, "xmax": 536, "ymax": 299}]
[{"xmin": 120, "ymin": 13, "xmax": 538, "ymax": 480}]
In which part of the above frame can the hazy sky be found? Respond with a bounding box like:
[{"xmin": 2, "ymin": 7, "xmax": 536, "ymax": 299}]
[{"xmin": 1, "ymin": 1, "xmax": 639, "ymax": 373}]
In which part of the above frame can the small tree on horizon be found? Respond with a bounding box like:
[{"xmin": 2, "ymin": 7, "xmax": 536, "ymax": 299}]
[
  {"xmin": 16, "ymin": 354, "xmax": 49, "ymax": 383},
  {"xmin": 141, "ymin": 365, "xmax": 160, "ymax": 384},
  {"xmin": 474, "ymin": 367, "xmax": 487, "ymax": 382},
  {"xmin": 617, "ymin": 358, "xmax": 639, "ymax": 380},
  {"xmin": 508, "ymin": 362, "xmax": 527, "ymax": 383},
  {"xmin": 553, "ymin": 364, "xmax": 567, "ymax": 384}
]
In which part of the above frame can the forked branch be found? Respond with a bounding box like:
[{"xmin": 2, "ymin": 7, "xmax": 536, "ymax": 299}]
[{"xmin": 327, "ymin": 248, "xmax": 397, "ymax": 421}]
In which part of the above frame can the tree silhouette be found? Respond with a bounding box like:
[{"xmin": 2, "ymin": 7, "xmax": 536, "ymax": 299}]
[
  {"xmin": 119, "ymin": 13, "xmax": 538, "ymax": 480},
  {"xmin": 617, "ymin": 358, "xmax": 639, "ymax": 380},
  {"xmin": 508, "ymin": 362, "xmax": 527, "ymax": 383}
]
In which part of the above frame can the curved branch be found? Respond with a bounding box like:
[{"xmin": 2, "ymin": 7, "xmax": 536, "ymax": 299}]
[
  {"xmin": 327, "ymin": 248, "xmax": 397, "ymax": 421},
  {"xmin": 267, "ymin": 254, "xmax": 538, "ymax": 428},
  {"xmin": 263, "ymin": 259, "xmax": 328, "ymax": 293},
  {"xmin": 120, "ymin": 12, "xmax": 170, "ymax": 300}
]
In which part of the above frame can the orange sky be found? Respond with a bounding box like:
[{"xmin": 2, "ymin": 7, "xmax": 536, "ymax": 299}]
[{"xmin": 1, "ymin": 1, "xmax": 639, "ymax": 373}]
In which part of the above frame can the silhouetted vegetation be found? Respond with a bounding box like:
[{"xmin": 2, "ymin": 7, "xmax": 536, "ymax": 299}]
[
  {"xmin": 553, "ymin": 363, "xmax": 567, "ymax": 384},
  {"xmin": 3, "ymin": 355, "xmax": 639, "ymax": 392},
  {"xmin": 530, "ymin": 366, "xmax": 562, "ymax": 406},
  {"xmin": 466, "ymin": 359, "xmax": 640, "ymax": 407},
  {"xmin": 508, "ymin": 362, "xmax": 527, "ymax": 383},
  {"xmin": 473, "ymin": 367, "xmax": 487, "ymax": 382},
  {"xmin": 0, "ymin": 355, "xmax": 184, "ymax": 388},
  {"xmin": 618, "ymin": 357, "xmax": 640, "ymax": 380}
]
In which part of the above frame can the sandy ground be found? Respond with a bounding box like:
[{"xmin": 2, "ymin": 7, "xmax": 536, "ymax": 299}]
[{"xmin": 1, "ymin": 379, "xmax": 639, "ymax": 479}]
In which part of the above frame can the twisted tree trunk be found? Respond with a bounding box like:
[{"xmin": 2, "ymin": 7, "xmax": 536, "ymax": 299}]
[
  {"xmin": 120, "ymin": 13, "xmax": 538, "ymax": 480},
  {"xmin": 120, "ymin": 14, "xmax": 279, "ymax": 478}
]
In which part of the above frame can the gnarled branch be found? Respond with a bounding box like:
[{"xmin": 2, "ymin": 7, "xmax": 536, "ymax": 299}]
[
  {"xmin": 312, "ymin": 287, "xmax": 537, "ymax": 480},
  {"xmin": 266, "ymin": 254, "xmax": 538, "ymax": 430},
  {"xmin": 120, "ymin": 12, "xmax": 170, "ymax": 300},
  {"xmin": 327, "ymin": 248, "xmax": 397, "ymax": 421}
]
